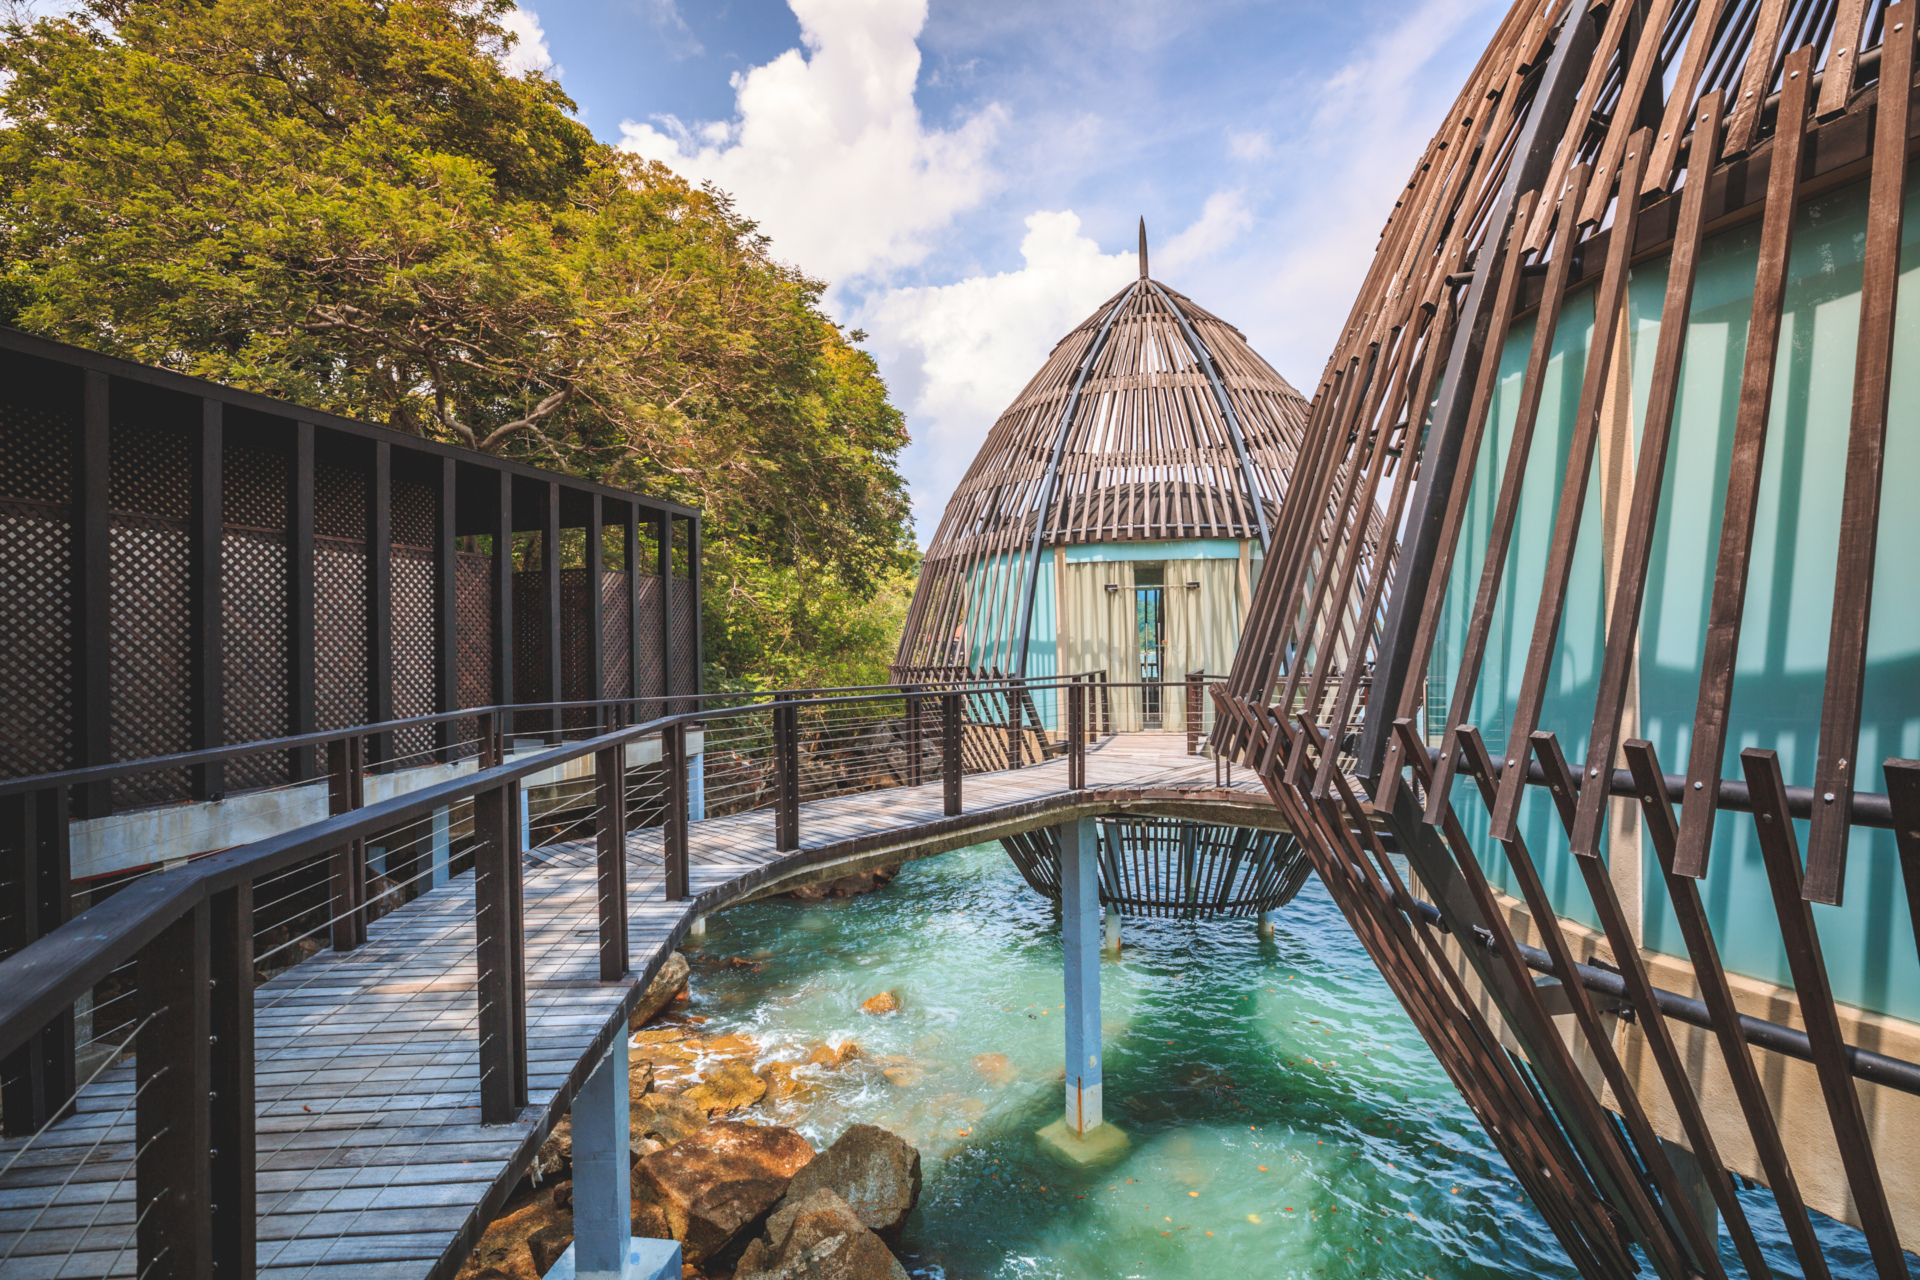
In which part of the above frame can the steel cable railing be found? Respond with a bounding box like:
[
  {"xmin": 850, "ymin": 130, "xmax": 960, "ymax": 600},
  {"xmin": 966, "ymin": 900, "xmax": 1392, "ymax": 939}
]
[{"xmin": 0, "ymin": 672, "xmax": 1240, "ymax": 1277}]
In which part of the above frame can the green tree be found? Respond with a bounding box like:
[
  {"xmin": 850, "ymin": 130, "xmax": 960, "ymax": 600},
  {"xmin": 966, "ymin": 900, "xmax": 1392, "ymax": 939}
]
[{"xmin": 0, "ymin": 0, "xmax": 915, "ymax": 678}]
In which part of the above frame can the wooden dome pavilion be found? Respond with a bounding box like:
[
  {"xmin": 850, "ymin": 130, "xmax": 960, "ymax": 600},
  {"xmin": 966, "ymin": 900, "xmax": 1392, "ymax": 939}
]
[{"xmin": 894, "ymin": 225, "xmax": 1332, "ymax": 736}]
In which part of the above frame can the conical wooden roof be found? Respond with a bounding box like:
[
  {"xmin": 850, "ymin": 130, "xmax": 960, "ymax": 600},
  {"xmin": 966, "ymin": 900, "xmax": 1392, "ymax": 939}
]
[{"xmin": 896, "ymin": 240, "xmax": 1316, "ymax": 676}]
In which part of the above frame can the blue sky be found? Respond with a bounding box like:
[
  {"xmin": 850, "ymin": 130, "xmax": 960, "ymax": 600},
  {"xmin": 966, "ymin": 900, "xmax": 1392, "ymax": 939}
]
[{"xmin": 501, "ymin": 0, "xmax": 1512, "ymax": 542}]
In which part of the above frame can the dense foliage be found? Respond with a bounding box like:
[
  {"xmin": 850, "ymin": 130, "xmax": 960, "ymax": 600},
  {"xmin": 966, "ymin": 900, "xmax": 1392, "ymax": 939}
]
[{"xmin": 0, "ymin": 0, "xmax": 915, "ymax": 686}]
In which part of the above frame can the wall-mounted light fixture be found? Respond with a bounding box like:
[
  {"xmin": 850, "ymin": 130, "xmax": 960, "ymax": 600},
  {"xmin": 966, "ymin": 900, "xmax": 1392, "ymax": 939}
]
[{"xmin": 1185, "ymin": 581, "xmax": 1202, "ymax": 590}]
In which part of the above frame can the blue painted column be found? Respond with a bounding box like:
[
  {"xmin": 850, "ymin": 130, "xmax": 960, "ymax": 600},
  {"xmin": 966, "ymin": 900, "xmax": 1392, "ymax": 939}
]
[
  {"xmin": 1060, "ymin": 815, "xmax": 1103, "ymax": 1133},
  {"xmin": 430, "ymin": 806, "xmax": 451, "ymax": 890},
  {"xmin": 553, "ymin": 1034, "xmax": 682, "ymax": 1280},
  {"xmin": 688, "ymin": 748, "xmax": 705, "ymax": 822}
]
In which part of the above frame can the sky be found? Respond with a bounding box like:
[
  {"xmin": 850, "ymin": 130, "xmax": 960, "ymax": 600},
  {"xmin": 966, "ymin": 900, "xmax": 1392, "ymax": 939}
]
[{"xmin": 500, "ymin": 0, "xmax": 1513, "ymax": 544}]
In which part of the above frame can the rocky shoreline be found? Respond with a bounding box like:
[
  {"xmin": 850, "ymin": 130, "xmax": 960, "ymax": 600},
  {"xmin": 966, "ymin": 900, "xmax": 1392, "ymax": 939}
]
[{"xmin": 457, "ymin": 944, "xmax": 924, "ymax": 1280}]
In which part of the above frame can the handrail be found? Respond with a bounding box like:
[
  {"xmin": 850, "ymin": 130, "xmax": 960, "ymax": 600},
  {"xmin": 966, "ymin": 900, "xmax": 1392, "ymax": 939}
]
[{"xmin": 0, "ymin": 673, "xmax": 1213, "ymax": 1058}]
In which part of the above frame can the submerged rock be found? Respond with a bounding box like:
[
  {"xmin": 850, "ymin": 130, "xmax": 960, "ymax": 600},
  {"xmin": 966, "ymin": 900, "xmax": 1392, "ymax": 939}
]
[
  {"xmin": 970, "ymin": 1053, "xmax": 1018, "ymax": 1087},
  {"xmin": 860, "ymin": 991, "xmax": 900, "ymax": 1015},
  {"xmin": 780, "ymin": 1124, "xmax": 921, "ymax": 1241},
  {"xmin": 787, "ymin": 864, "xmax": 901, "ymax": 902},
  {"xmin": 630, "ymin": 1120, "xmax": 814, "ymax": 1263},
  {"xmin": 736, "ymin": 1187, "xmax": 908, "ymax": 1280}
]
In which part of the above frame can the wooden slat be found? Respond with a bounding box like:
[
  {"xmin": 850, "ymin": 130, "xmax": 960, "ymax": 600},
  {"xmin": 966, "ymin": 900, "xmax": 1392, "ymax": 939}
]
[
  {"xmin": 1803, "ymin": 6, "xmax": 1916, "ymax": 901},
  {"xmin": 1674, "ymin": 47, "xmax": 1815, "ymax": 878}
]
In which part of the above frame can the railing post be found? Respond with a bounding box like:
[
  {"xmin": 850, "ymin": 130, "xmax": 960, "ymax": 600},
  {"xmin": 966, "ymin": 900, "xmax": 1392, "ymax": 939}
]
[
  {"xmin": 137, "ymin": 900, "xmax": 212, "ymax": 1278},
  {"xmin": 1187, "ymin": 672, "xmax": 1203, "ymax": 755},
  {"xmin": 209, "ymin": 882, "xmax": 256, "ymax": 1280},
  {"xmin": 1006, "ymin": 680, "xmax": 1024, "ymax": 770},
  {"xmin": 664, "ymin": 721, "xmax": 690, "ymax": 901},
  {"xmin": 0, "ymin": 785, "xmax": 75, "ymax": 1136},
  {"xmin": 473, "ymin": 781, "xmax": 528, "ymax": 1123},
  {"xmin": 941, "ymin": 692, "xmax": 962, "ymax": 817},
  {"xmin": 905, "ymin": 688, "xmax": 923, "ymax": 788},
  {"xmin": 774, "ymin": 695, "xmax": 800, "ymax": 852},
  {"xmin": 327, "ymin": 735, "xmax": 367, "ymax": 951},
  {"xmin": 1099, "ymin": 675, "xmax": 1112, "ymax": 737},
  {"xmin": 595, "ymin": 745, "xmax": 629, "ymax": 981},
  {"xmin": 1068, "ymin": 682, "xmax": 1086, "ymax": 790}
]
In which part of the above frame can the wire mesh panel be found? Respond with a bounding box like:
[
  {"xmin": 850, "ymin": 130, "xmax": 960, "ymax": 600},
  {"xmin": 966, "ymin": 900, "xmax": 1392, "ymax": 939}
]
[
  {"xmin": 514, "ymin": 568, "xmax": 549, "ymax": 709},
  {"xmin": 109, "ymin": 423, "xmax": 192, "ymax": 808},
  {"xmin": 0, "ymin": 366, "xmax": 75, "ymax": 781}
]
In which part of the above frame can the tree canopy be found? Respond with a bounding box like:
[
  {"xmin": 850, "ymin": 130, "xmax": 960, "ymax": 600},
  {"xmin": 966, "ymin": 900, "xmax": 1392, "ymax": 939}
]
[{"xmin": 0, "ymin": 0, "xmax": 916, "ymax": 685}]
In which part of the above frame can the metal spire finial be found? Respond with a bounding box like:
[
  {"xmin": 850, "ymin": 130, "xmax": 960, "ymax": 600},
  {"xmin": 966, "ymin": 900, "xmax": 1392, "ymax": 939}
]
[{"xmin": 1138, "ymin": 217, "xmax": 1149, "ymax": 279}]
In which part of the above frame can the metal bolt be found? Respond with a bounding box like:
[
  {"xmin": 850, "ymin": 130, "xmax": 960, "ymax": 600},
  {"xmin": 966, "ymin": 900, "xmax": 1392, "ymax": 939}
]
[
  {"xmin": 1838, "ymin": 758, "xmax": 1847, "ymax": 769},
  {"xmin": 1762, "ymin": 813, "xmax": 1773, "ymax": 822},
  {"xmin": 1692, "ymin": 780, "xmax": 1703, "ymax": 790},
  {"xmin": 1589, "ymin": 768, "xmax": 1598, "ymax": 778},
  {"xmin": 1824, "ymin": 792, "xmax": 1835, "ymax": 803}
]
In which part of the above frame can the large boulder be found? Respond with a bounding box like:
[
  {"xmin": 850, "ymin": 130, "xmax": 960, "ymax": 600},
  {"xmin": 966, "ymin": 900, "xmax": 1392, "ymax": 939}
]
[
  {"xmin": 630, "ymin": 1121, "xmax": 814, "ymax": 1263},
  {"xmin": 778, "ymin": 1125, "xmax": 921, "ymax": 1240},
  {"xmin": 455, "ymin": 1180, "xmax": 572, "ymax": 1279},
  {"xmin": 631, "ymin": 1091, "xmax": 708, "ymax": 1149},
  {"xmin": 629, "ymin": 951, "xmax": 690, "ymax": 1030},
  {"xmin": 735, "ymin": 1188, "xmax": 908, "ymax": 1280}
]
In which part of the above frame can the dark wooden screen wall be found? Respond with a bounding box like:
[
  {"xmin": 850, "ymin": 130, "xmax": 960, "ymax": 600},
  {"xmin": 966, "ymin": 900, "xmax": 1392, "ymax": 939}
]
[{"xmin": 0, "ymin": 328, "xmax": 700, "ymax": 817}]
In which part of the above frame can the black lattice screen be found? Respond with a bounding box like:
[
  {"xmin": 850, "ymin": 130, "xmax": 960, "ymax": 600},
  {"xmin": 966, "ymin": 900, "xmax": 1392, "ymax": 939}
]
[
  {"xmin": 601, "ymin": 572, "xmax": 630, "ymax": 702},
  {"xmin": 391, "ymin": 546, "xmax": 435, "ymax": 761},
  {"xmin": 110, "ymin": 422, "xmax": 192, "ymax": 807},
  {"xmin": 560, "ymin": 568, "xmax": 593, "ymax": 729},
  {"xmin": 315, "ymin": 541, "xmax": 367, "ymax": 733},
  {"xmin": 455, "ymin": 552, "xmax": 493, "ymax": 751},
  {"xmin": 669, "ymin": 575, "xmax": 698, "ymax": 712},
  {"xmin": 636, "ymin": 575, "xmax": 665, "ymax": 705},
  {"xmin": 0, "ymin": 370, "xmax": 75, "ymax": 782},
  {"xmin": 514, "ymin": 569, "xmax": 549, "ymax": 718},
  {"xmin": 314, "ymin": 460, "xmax": 367, "ymax": 734},
  {"xmin": 222, "ymin": 442, "xmax": 289, "ymax": 791}
]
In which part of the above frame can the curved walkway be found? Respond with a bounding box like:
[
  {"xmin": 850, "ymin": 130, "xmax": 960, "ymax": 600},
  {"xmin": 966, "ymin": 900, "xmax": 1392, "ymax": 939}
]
[{"xmin": 0, "ymin": 734, "xmax": 1272, "ymax": 1280}]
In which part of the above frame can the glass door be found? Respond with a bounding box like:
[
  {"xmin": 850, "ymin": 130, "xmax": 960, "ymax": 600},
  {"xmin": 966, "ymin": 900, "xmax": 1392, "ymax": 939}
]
[{"xmin": 1134, "ymin": 563, "xmax": 1165, "ymax": 728}]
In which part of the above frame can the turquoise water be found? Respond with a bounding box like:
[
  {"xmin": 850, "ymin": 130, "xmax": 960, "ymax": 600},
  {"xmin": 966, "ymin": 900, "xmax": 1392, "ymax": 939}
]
[{"xmin": 681, "ymin": 844, "xmax": 1900, "ymax": 1279}]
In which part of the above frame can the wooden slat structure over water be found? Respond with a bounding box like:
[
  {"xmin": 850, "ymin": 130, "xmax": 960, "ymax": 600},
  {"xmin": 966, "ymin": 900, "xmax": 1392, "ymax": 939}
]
[{"xmin": 0, "ymin": 732, "xmax": 1259, "ymax": 1279}]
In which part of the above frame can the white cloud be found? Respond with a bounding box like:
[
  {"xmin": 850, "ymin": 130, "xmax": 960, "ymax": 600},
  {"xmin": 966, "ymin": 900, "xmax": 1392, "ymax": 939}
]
[
  {"xmin": 498, "ymin": 5, "xmax": 558, "ymax": 77},
  {"xmin": 618, "ymin": 0, "xmax": 1002, "ymax": 285},
  {"xmin": 1225, "ymin": 128, "xmax": 1272, "ymax": 161},
  {"xmin": 1156, "ymin": 190, "xmax": 1251, "ymax": 274}
]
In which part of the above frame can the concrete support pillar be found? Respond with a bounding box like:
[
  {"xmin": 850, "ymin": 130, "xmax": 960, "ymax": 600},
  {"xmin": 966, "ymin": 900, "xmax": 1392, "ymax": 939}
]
[
  {"xmin": 1061, "ymin": 815, "xmax": 1102, "ymax": 1134},
  {"xmin": 688, "ymin": 752, "xmax": 705, "ymax": 823},
  {"xmin": 688, "ymin": 915, "xmax": 706, "ymax": 937},
  {"xmin": 570, "ymin": 1037, "xmax": 632, "ymax": 1279},
  {"xmin": 430, "ymin": 806, "xmax": 451, "ymax": 890},
  {"xmin": 549, "ymin": 1037, "xmax": 682, "ymax": 1279},
  {"xmin": 1257, "ymin": 911, "xmax": 1276, "ymax": 940},
  {"xmin": 1103, "ymin": 907, "xmax": 1121, "ymax": 954}
]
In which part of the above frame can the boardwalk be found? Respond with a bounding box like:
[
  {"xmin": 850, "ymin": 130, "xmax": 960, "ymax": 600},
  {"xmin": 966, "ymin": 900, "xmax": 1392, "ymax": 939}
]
[{"xmin": 0, "ymin": 733, "xmax": 1271, "ymax": 1279}]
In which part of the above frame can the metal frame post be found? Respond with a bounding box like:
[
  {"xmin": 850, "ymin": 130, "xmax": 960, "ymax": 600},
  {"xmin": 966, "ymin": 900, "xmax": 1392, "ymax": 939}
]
[
  {"xmin": 595, "ymin": 745, "xmax": 629, "ymax": 981},
  {"xmin": 209, "ymin": 882, "xmax": 256, "ymax": 1280},
  {"xmin": 587, "ymin": 493, "xmax": 605, "ymax": 730},
  {"xmin": 1068, "ymin": 682, "xmax": 1086, "ymax": 790},
  {"xmin": 137, "ymin": 901, "xmax": 212, "ymax": 1278},
  {"xmin": 0, "ymin": 786, "xmax": 74, "ymax": 1136},
  {"xmin": 941, "ymin": 693, "xmax": 962, "ymax": 817},
  {"xmin": 368, "ymin": 440, "xmax": 394, "ymax": 767},
  {"xmin": 774, "ymin": 696, "xmax": 799, "ymax": 852},
  {"xmin": 664, "ymin": 721, "xmax": 690, "ymax": 901},
  {"xmin": 73, "ymin": 371, "xmax": 112, "ymax": 818},
  {"xmin": 327, "ymin": 735, "xmax": 366, "ymax": 951},
  {"xmin": 1186, "ymin": 672, "xmax": 1203, "ymax": 754},
  {"xmin": 434, "ymin": 456, "xmax": 458, "ymax": 762},
  {"xmin": 474, "ymin": 781, "xmax": 528, "ymax": 1123},
  {"xmin": 905, "ymin": 689, "xmax": 923, "ymax": 788},
  {"xmin": 190, "ymin": 398, "xmax": 224, "ymax": 800},
  {"xmin": 290, "ymin": 421, "xmax": 318, "ymax": 782},
  {"xmin": 493, "ymin": 471, "xmax": 515, "ymax": 738}
]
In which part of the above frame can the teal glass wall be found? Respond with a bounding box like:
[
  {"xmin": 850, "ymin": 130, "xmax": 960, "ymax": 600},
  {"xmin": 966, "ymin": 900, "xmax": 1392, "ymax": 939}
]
[
  {"xmin": 963, "ymin": 550, "xmax": 1057, "ymax": 728},
  {"xmin": 1427, "ymin": 162, "xmax": 1920, "ymax": 1019}
]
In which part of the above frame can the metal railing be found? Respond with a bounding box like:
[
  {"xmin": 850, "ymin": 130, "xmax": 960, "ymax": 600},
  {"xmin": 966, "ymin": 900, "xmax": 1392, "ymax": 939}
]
[{"xmin": 0, "ymin": 671, "xmax": 1241, "ymax": 1277}]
